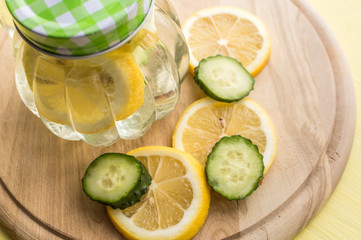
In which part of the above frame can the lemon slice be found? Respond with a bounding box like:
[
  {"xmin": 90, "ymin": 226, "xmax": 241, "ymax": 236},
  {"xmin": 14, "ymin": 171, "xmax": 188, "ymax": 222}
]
[
  {"xmin": 22, "ymin": 43, "xmax": 145, "ymax": 134},
  {"xmin": 172, "ymin": 97, "xmax": 277, "ymax": 175},
  {"xmin": 182, "ymin": 6, "xmax": 271, "ymax": 77},
  {"xmin": 32, "ymin": 58, "xmax": 70, "ymax": 125},
  {"xmin": 107, "ymin": 146, "xmax": 210, "ymax": 240}
]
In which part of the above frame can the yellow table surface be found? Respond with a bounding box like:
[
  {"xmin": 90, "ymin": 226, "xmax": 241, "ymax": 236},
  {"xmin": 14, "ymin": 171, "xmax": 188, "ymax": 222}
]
[{"xmin": 1, "ymin": 0, "xmax": 361, "ymax": 239}]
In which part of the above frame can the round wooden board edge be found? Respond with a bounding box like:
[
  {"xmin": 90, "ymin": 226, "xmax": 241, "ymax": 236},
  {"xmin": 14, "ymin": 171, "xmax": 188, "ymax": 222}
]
[
  {"xmin": 290, "ymin": 0, "xmax": 356, "ymax": 202},
  {"xmin": 0, "ymin": 178, "xmax": 69, "ymax": 240},
  {"xmin": 221, "ymin": 0, "xmax": 356, "ymax": 239}
]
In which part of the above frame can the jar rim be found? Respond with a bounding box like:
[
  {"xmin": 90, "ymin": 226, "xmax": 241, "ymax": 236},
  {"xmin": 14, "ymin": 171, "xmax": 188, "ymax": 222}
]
[{"xmin": 7, "ymin": 0, "xmax": 153, "ymax": 58}]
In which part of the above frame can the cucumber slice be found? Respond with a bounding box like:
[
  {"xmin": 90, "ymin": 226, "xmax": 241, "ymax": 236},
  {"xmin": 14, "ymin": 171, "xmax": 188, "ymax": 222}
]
[
  {"xmin": 109, "ymin": 161, "xmax": 152, "ymax": 210},
  {"xmin": 82, "ymin": 153, "xmax": 151, "ymax": 209},
  {"xmin": 206, "ymin": 135, "xmax": 264, "ymax": 200},
  {"xmin": 194, "ymin": 55, "xmax": 255, "ymax": 102}
]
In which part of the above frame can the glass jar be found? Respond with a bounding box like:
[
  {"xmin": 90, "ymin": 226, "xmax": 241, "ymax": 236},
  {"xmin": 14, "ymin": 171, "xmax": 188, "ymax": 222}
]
[{"xmin": 7, "ymin": 0, "xmax": 189, "ymax": 146}]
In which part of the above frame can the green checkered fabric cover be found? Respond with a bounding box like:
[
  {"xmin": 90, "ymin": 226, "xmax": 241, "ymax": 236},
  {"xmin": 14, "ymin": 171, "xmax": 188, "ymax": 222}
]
[{"xmin": 6, "ymin": 0, "xmax": 153, "ymax": 57}]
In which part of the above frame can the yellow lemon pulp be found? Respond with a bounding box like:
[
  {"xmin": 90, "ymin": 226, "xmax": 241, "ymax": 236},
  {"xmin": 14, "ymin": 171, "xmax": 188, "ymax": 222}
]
[
  {"xmin": 172, "ymin": 97, "xmax": 277, "ymax": 175},
  {"xmin": 182, "ymin": 7, "xmax": 271, "ymax": 77},
  {"xmin": 22, "ymin": 39, "xmax": 147, "ymax": 134},
  {"xmin": 107, "ymin": 146, "xmax": 210, "ymax": 240}
]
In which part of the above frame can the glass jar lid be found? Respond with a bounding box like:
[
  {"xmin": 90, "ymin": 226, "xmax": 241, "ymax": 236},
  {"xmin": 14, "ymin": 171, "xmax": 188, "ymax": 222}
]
[{"xmin": 6, "ymin": 0, "xmax": 152, "ymax": 57}]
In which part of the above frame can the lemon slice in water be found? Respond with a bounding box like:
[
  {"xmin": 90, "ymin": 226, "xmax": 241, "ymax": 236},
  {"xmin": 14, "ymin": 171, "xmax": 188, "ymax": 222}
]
[{"xmin": 22, "ymin": 44, "xmax": 145, "ymax": 134}]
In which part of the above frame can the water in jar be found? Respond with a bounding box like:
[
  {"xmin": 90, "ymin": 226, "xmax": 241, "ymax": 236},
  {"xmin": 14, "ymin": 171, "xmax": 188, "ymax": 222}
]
[{"xmin": 14, "ymin": 7, "xmax": 184, "ymax": 146}]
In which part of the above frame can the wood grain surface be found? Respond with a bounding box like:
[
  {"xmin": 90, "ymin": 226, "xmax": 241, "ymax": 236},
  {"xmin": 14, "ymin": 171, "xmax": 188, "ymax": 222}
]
[{"xmin": 0, "ymin": 0, "xmax": 355, "ymax": 239}]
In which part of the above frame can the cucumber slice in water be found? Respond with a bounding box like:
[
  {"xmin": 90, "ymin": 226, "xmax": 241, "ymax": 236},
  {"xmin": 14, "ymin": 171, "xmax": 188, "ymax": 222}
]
[
  {"xmin": 194, "ymin": 55, "xmax": 255, "ymax": 102},
  {"xmin": 206, "ymin": 135, "xmax": 264, "ymax": 200},
  {"xmin": 82, "ymin": 153, "xmax": 151, "ymax": 209}
]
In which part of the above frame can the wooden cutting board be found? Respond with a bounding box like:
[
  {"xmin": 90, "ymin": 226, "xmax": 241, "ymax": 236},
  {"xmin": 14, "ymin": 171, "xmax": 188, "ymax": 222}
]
[{"xmin": 0, "ymin": 0, "xmax": 356, "ymax": 239}]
